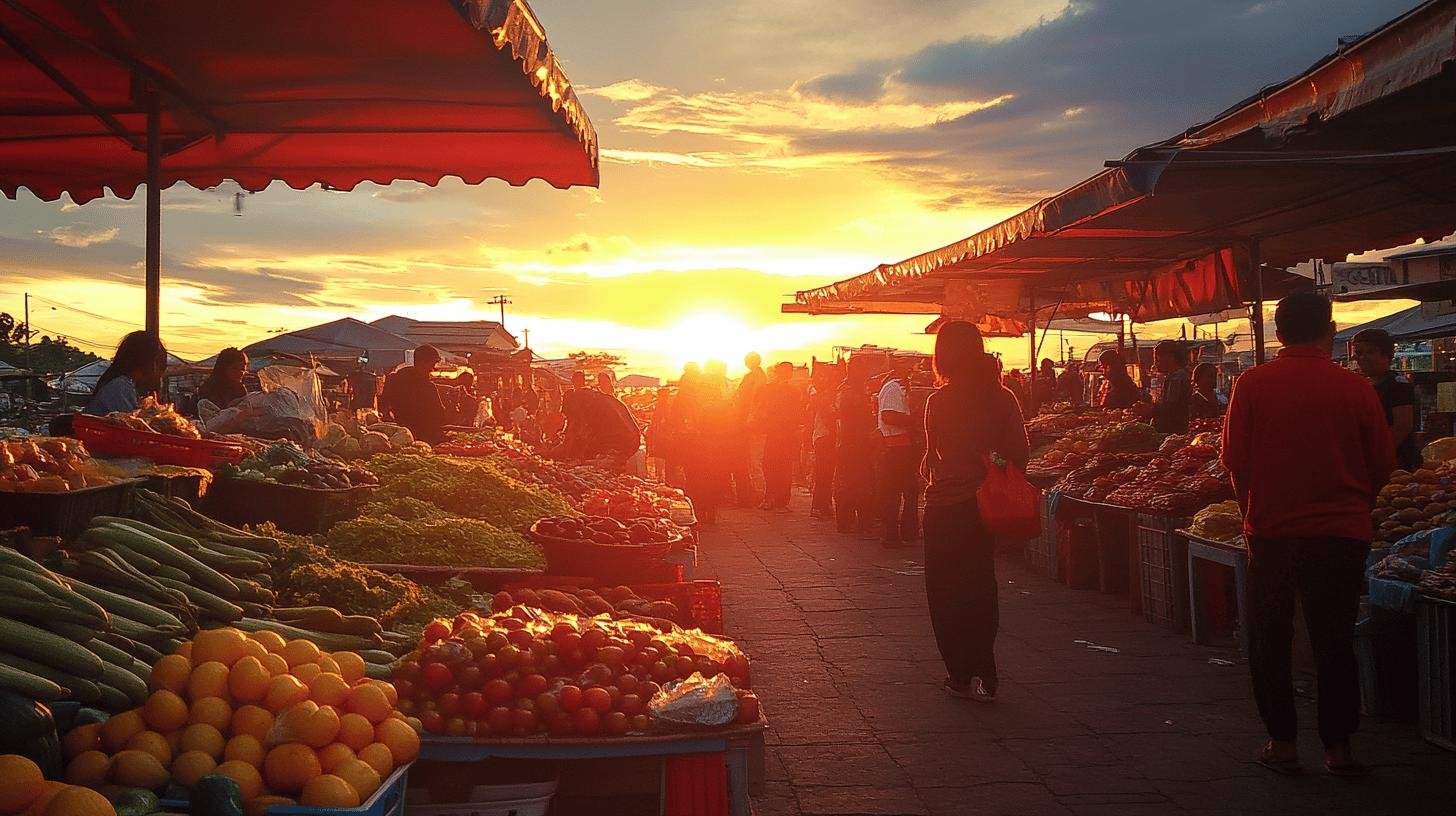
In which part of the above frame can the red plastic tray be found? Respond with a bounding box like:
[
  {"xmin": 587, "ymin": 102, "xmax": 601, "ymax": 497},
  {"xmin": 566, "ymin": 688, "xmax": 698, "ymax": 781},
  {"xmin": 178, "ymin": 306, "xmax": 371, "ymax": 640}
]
[{"xmin": 73, "ymin": 415, "xmax": 246, "ymax": 468}]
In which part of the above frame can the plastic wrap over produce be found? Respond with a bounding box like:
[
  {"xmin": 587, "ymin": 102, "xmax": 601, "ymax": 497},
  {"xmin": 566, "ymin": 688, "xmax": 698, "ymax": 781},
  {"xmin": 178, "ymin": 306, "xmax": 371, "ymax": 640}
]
[{"xmin": 649, "ymin": 672, "xmax": 739, "ymax": 727}]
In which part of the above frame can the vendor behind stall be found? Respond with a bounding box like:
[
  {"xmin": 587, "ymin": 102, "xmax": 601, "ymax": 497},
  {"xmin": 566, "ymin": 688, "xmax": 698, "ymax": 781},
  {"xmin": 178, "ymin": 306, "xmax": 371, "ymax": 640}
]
[
  {"xmin": 379, "ymin": 345, "xmax": 446, "ymax": 444},
  {"xmin": 1351, "ymin": 328, "xmax": 1420, "ymax": 471},
  {"xmin": 84, "ymin": 331, "xmax": 167, "ymax": 415},
  {"xmin": 1096, "ymin": 349, "xmax": 1140, "ymax": 410},
  {"xmin": 197, "ymin": 347, "xmax": 249, "ymax": 409},
  {"xmin": 1146, "ymin": 340, "xmax": 1191, "ymax": 433},
  {"xmin": 1189, "ymin": 362, "xmax": 1226, "ymax": 419},
  {"xmin": 554, "ymin": 385, "xmax": 642, "ymax": 462}
]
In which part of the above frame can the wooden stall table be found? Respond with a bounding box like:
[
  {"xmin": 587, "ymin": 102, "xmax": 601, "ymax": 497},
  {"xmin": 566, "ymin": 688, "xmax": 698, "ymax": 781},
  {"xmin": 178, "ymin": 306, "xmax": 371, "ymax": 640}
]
[
  {"xmin": 1181, "ymin": 531, "xmax": 1249, "ymax": 655},
  {"xmin": 418, "ymin": 719, "xmax": 767, "ymax": 816}
]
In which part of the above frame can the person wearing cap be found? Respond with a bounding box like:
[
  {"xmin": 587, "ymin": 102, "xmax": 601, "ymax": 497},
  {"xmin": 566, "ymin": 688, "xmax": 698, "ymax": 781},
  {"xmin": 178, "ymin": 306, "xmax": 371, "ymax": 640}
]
[
  {"xmin": 1350, "ymin": 328, "xmax": 1420, "ymax": 472},
  {"xmin": 380, "ymin": 344, "xmax": 447, "ymax": 443}
]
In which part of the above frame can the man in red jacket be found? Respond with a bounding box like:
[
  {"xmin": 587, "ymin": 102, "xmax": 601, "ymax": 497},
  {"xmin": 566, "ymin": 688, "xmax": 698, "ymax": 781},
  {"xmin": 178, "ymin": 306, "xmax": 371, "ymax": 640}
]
[{"xmin": 1222, "ymin": 292, "xmax": 1394, "ymax": 777}]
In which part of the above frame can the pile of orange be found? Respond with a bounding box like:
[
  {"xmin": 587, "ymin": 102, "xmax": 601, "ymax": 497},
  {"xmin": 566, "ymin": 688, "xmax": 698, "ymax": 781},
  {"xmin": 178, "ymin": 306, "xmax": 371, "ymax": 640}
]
[
  {"xmin": 0, "ymin": 754, "xmax": 115, "ymax": 816},
  {"xmin": 62, "ymin": 627, "xmax": 420, "ymax": 810}
]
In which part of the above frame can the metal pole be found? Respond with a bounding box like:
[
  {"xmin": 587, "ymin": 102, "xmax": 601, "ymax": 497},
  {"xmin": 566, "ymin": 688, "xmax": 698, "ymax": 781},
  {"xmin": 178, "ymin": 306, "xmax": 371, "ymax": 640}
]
[
  {"xmin": 145, "ymin": 91, "xmax": 161, "ymax": 337},
  {"xmin": 23, "ymin": 292, "xmax": 32, "ymax": 400},
  {"xmin": 1027, "ymin": 290, "xmax": 1037, "ymax": 397},
  {"xmin": 1250, "ymin": 239, "xmax": 1266, "ymax": 366}
]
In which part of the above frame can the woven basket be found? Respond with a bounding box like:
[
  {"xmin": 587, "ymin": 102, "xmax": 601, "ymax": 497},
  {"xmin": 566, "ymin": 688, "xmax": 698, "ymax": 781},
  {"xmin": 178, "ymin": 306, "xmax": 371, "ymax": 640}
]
[{"xmin": 527, "ymin": 523, "xmax": 681, "ymax": 582}]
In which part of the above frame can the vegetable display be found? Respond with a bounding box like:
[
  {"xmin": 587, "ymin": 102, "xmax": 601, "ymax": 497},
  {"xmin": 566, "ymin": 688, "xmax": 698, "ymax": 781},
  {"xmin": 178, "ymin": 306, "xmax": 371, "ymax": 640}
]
[
  {"xmin": 0, "ymin": 437, "xmax": 122, "ymax": 493},
  {"xmin": 490, "ymin": 585, "xmax": 693, "ymax": 631},
  {"xmin": 366, "ymin": 454, "xmax": 573, "ymax": 529},
  {"xmin": 313, "ymin": 412, "xmax": 431, "ymax": 461},
  {"xmin": 98, "ymin": 398, "xmax": 201, "ymax": 439},
  {"xmin": 217, "ymin": 443, "xmax": 377, "ymax": 490},
  {"xmin": 319, "ymin": 504, "xmax": 542, "ymax": 570},
  {"xmin": 533, "ymin": 514, "xmax": 686, "ymax": 546},
  {"xmin": 1372, "ymin": 464, "xmax": 1456, "ymax": 549},
  {"xmin": 1184, "ymin": 501, "xmax": 1243, "ymax": 544}
]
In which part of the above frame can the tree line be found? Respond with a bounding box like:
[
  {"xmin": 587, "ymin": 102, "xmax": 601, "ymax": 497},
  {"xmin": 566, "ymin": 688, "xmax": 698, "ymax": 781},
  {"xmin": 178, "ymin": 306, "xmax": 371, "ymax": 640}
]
[{"xmin": 0, "ymin": 312, "xmax": 99, "ymax": 374}]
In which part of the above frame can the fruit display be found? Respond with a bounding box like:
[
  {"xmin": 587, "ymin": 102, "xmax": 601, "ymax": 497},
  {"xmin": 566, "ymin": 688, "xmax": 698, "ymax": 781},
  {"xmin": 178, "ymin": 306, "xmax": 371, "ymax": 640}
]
[
  {"xmin": 1371, "ymin": 463, "xmax": 1456, "ymax": 548},
  {"xmin": 366, "ymin": 453, "xmax": 573, "ymax": 529},
  {"xmin": 532, "ymin": 515, "xmax": 687, "ymax": 546},
  {"xmin": 218, "ymin": 443, "xmax": 377, "ymax": 490},
  {"xmin": 318, "ymin": 501, "xmax": 542, "ymax": 570},
  {"xmin": 313, "ymin": 411, "xmax": 433, "ymax": 461},
  {"xmin": 391, "ymin": 608, "xmax": 759, "ymax": 739},
  {"xmin": 490, "ymin": 585, "xmax": 695, "ymax": 632},
  {"xmin": 58, "ymin": 627, "xmax": 417, "ymax": 811},
  {"xmin": 579, "ymin": 487, "xmax": 673, "ymax": 521},
  {"xmin": 99, "ymin": 398, "xmax": 201, "ymax": 439},
  {"xmin": 1091, "ymin": 421, "xmax": 1164, "ymax": 453},
  {"xmin": 1026, "ymin": 408, "xmax": 1136, "ymax": 439},
  {"xmin": 1101, "ymin": 443, "xmax": 1231, "ymax": 516},
  {"xmin": 1184, "ymin": 500, "xmax": 1243, "ymax": 544},
  {"xmin": 1053, "ymin": 453, "xmax": 1156, "ymax": 503},
  {"xmin": 0, "ymin": 753, "xmax": 127, "ymax": 816},
  {"xmin": 1417, "ymin": 558, "xmax": 1456, "ymax": 601},
  {"xmin": 0, "ymin": 437, "xmax": 122, "ymax": 493}
]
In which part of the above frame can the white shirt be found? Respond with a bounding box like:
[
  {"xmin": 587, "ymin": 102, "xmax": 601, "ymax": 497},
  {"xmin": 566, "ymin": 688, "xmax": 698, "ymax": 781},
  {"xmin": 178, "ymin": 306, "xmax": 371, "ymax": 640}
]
[{"xmin": 876, "ymin": 378, "xmax": 909, "ymax": 438}]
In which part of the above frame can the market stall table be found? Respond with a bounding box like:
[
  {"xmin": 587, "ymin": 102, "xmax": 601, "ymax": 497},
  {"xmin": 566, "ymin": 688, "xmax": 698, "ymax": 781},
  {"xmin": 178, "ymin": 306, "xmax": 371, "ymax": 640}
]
[
  {"xmin": 1182, "ymin": 531, "xmax": 1249, "ymax": 655},
  {"xmin": 417, "ymin": 720, "xmax": 767, "ymax": 816}
]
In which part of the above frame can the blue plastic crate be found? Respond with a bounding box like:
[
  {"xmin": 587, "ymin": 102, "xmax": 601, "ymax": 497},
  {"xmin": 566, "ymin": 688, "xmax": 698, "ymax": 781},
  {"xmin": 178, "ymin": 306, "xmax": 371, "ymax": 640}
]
[{"xmin": 162, "ymin": 763, "xmax": 409, "ymax": 815}]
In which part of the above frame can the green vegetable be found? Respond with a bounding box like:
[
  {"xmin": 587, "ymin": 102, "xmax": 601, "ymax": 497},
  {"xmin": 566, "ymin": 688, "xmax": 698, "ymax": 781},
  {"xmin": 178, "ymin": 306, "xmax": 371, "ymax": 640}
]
[
  {"xmin": 0, "ymin": 651, "xmax": 102, "ymax": 704},
  {"xmin": 191, "ymin": 773, "xmax": 245, "ymax": 816},
  {"xmin": 0, "ymin": 663, "xmax": 67, "ymax": 700},
  {"xmin": 0, "ymin": 616, "xmax": 105, "ymax": 678},
  {"xmin": 114, "ymin": 788, "xmax": 161, "ymax": 816}
]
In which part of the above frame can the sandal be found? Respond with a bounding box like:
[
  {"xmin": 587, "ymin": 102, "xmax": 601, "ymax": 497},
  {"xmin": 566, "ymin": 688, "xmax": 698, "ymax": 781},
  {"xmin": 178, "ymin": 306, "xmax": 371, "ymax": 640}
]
[{"xmin": 1255, "ymin": 744, "xmax": 1303, "ymax": 776}]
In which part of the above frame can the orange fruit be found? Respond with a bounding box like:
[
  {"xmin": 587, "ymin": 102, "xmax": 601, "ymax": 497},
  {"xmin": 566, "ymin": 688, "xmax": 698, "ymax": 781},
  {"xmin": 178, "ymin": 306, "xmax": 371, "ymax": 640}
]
[
  {"xmin": 260, "ymin": 652, "xmax": 290, "ymax": 676},
  {"xmin": 192, "ymin": 628, "xmax": 250, "ymax": 667},
  {"xmin": 282, "ymin": 639, "xmax": 321, "ymax": 668},
  {"xmin": 291, "ymin": 663, "xmax": 322, "ymax": 684},
  {"xmin": 62, "ymin": 723, "xmax": 102, "ymax": 759},
  {"xmin": 164, "ymin": 730, "xmax": 183, "ymax": 756},
  {"xmin": 142, "ymin": 689, "xmax": 190, "ymax": 733},
  {"xmin": 0, "ymin": 754, "xmax": 44, "ymax": 813},
  {"xmin": 300, "ymin": 774, "xmax": 360, "ymax": 808},
  {"xmin": 99, "ymin": 710, "xmax": 146, "ymax": 753},
  {"xmin": 189, "ymin": 696, "xmax": 233, "ymax": 731},
  {"xmin": 187, "ymin": 661, "xmax": 231, "ymax": 702},
  {"xmin": 231, "ymin": 705, "xmax": 274, "ymax": 743},
  {"xmin": 278, "ymin": 702, "xmax": 341, "ymax": 749},
  {"xmin": 223, "ymin": 734, "xmax": 265, "ymax": 768},
  {"xmin": 333, "ymin": 757, "xmax": 381, "ymax": 801},
  {"xmin": 42, "ymin": 785, "xmax": 114, "ymax": 816},
  {"xmin": 239, "ymin": 638, "xmax": 268, "ymax": 662},
  {"xmin": 20, "ymin": 780, "xmax": 67, "ymax": 816},
  {"xmin": 371, "ymin": 680, "xmax": 398, "ymax": 707},
  {"xmin": 124, "ymin": 731, "xmax": 173, "ymax": 766},
  {"xmin": 331, "ymin": 652, "xmax": 366, "ymax": 683},
  {"xmin": 214, "ymin": 759, "xmax": 265, "ymax": 800},
  {"xmin": 308, "ymin": 673, "xmax": 350, "ymax": 708},
  {"xmin": 248, "ymin": 630, "xmax": 287, "ymax": 653},
  {"xmin": 148, "ymin": 654, "xmax": 191, "ymax": 694},
  {"xmin": 228, "ymin": 656, "xmax": 272, "ymax": 704},
  {"xmin": 263, "ymin": 743, "xmax": 322, "ymax": 795},
  {"xmin": 345, "ymin": 683, "xmax": 391, "ymax": 724},
  {"xmin": 263, "ymin": 675, "xmax": 310, "ymax": 713},
  {"xmin": 317, "ymin": 743, "xmax": 355, "ymax": 774},
  {"xmin": 178, "ymin": 723, "xmax": 226, "ymax": 759},
  {"xmin": 356, "ymin": 743, "xmax": 393, "ymax": 777},
  {"xmin": 109, "ymin": 749, "xmax": 169, "ymax": 789},
  {"xmin": 173, "ymin": 640, "xmax": 193, "ymax": 659},
  {"xmin": 335, "ymin": 713, "xmax": 375, "ymax": 752},
  {"xmin": 64, "ymin": 751, "xmax": 112, "ymax": 787},
  {"xmin": 170, "ymin": 750, "xmax": 217, "ymax": 788},
  {"xmin": 244, "ymin": 796, "xmax": 295, "ymax": 816},
  {"xmin": 315, "ymin": 654, "xmax": 341, "ymax": 675},
  {"xmin": 374, "ymin": 718, "xmax": 420, "ymax": 765}
]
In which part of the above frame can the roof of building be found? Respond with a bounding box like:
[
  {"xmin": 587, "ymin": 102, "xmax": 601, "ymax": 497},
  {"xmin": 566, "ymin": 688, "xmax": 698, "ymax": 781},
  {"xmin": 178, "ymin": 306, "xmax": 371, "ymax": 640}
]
[
  {"xmin": 243, "ymin": 318, "xmax": 417, "ymax": 358},
  {"xmin": 369, "ymin": 316, "xmax": 518, "ymax": 348}
]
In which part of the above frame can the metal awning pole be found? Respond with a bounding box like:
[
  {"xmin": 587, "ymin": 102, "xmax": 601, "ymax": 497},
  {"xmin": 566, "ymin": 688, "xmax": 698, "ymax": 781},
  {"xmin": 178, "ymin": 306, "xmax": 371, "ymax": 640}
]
[
  {"xmin": 145, "ymin": 91, "xmax": 161, "ymax": 337},
  {"xmin": 1027, "ymin": 290, "xmax": 1037, "ymax": 395},
  {"xmin": 1250, "ymin": 239, "xmax": 1265, "ymax": 365}
]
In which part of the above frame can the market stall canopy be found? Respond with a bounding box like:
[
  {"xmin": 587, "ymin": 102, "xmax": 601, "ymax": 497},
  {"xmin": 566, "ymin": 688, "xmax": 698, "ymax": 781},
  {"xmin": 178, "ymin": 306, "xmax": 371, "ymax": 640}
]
[
  {"xmin": 1334, "ymin": 304, "xmax": 1456, "ymax": 345},
  {"xmin": 0, "ymin": 0, "xmax": 598, "ymax": 201},
  {"xmin": 1334, "ymin": 240, "xmax": 1456, "ymax": 302},
  {"xmin": 786, "ymin": 0, "xmax": 1456, "ymax": 329}
]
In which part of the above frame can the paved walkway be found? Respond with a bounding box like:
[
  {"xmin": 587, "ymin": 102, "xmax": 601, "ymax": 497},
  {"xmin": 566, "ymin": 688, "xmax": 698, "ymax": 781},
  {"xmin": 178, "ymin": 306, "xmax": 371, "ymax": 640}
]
[{"xmin": 695, "ymin": 494, "xmax": 1455, "ymax": 816}]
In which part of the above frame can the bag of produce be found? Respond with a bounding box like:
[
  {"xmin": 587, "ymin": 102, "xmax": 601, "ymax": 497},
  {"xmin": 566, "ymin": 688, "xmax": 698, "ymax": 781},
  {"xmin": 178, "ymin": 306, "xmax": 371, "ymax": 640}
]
[
  {"xmin": 976, "ymin": 454, "xmax": 1041, "ymax": 540},
  {"xmin": 1423, "ymin": 436, "xmax": 1456, "ymax": 465},
  {"xmin": 649, "ymin": 672, "xmax": 739, "ymax": 728}
]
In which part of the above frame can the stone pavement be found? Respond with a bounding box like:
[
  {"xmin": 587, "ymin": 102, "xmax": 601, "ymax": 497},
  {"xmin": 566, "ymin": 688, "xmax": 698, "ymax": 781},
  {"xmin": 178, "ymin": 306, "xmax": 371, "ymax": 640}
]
[{"xmin": 694, "ymin": 495, "xmax": 1455, "ymax": 816}]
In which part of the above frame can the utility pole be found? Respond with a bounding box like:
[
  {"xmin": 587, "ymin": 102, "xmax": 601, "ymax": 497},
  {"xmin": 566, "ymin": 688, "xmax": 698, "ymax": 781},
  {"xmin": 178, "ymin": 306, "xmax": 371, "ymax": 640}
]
[
  {"xmin": 488, "ymin": 295, "xmax": 511, "ymax": 328},
  {"xmin": 22, "ymin": 292, "xmax": 32, "ymax": 400},
  {"xmin": 521, "ymin": 327, "xmax": 530, "ymax": 351}
]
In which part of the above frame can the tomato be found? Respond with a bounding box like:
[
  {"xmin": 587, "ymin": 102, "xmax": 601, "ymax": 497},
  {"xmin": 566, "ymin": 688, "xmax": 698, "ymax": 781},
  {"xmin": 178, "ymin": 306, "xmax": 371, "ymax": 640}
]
[
  {"xmin": 596, "ymin": 646, "xmax": 625, "ymax": 666},
  {"xmin": 422, "ymin": 619, "xmax": 451, "ymax": 644},
  {"xmin": 627, "ymin": 630, "xmax": 652, "ymax": 650},
  {"xmin": 640, "ymin": 681, "xmax": 662, "ymax": 700},
  {"xmin": 393, "ymin": 660, "xmax": 420, "ymax": 680},
  {"xmin": 392, "ymin": 678, "xmax": 416, "ymax": 700},
  {"xmin": 499, "ymin": 617, "xmax": 525, "ymax": 631},
  {"xmin": 650, "ymin": 661, "xmax": 673, "ymax": 683},
  {"xmin": 461, "ymin": 692, "xmax": 487, "ymax": 719},
  {"xmin": 445, "ymin": 716, "xmax": 468, "ymax": 737},
  {"xmin": 556, "ymin": 632, "xmax": 582, "ymax": 653},
  {"xmin": 535, "ymin": 692, "xmax": 560, "ymax": 716},
  {"xmin": 511, "ymin": 707, "xmax": 539, "ymax": 736},
  {"xmin": 560, "ymin": 647, "xmax": 588, "ymax": 668},
  {"xmin": 485, "ymin": 631, "xmax": 509, "ymax": 652},
  {"xmin": 735, "ymin": 692, "xmax": 760, "ymax": 724},
  {"xmin": 478, "ymin": 654, "xmax": 501, "ymax": 677},
  {"xmin": 629, "ymin": 714, "xmax": 650, "ymax": 733},
  {"xmin": 604, "ymin": 685, "xmax": 622, "ymax": 706},
  {"xmin": 457, "ymin": 665, "xmax": 483, "ymax": 690},
  {"xmin": 486, "ymin": 706, "xmax": 514, "ymax": 735},
  {"xmin": 482, "ymin": 678, "xmax": 514, "ymax": 705},
  {"xmin": 572, "ymin": 707, "xmax": 601, "ymax": 736},
  {"xmin": 421, "ymin": 662, "xmax": 455, "ymax": 693},
  {"xmin": 618, "ymin": 693, "xmax": 643, "ymax": 717},
  {"xmin": 675, "ymin": 656, "xmax": 696, "ymax": 678},
  {"xmin": 583, "ymin": 663, "xmax": 613, "ymax": 686},
  {"xmin": 558, "ymin": 685, "xmax": 584, "ymax": 712},
  {"xmin": 541, "ymin": 655, "xmax": 562, "ymax": 675},
  {"xmin": 638, "ymin": 647, "xmax": 661, "ymax": 666},
  {"xmin": 518, "ymin": 674, "xmax": 549, "ymax": 697},
  {"xmin": 546, "ymin": 712, "xmax": 574, "ymax": 736},
  {"xmin": 581, "ymin": 629, "xmax": 608, "ymax": 650},
  {"xmin": 437, "ymin": 692, "xmax": 461, "ymax": 716},
  {"xmin": 497, "ymin": 645, "xmax": 522, "ymax": 668},
  {"xmin": 420, "ymin": 710, "xmax": 445, "ymax": 734},
  {"xmin": 506, "ymin": 628, "xmax": 535, "ymax": 649},
  {"xmin": 603, "ymin": 711, "xmax": 630, "ymax": 736},
  {"xmin": 551, "ymin": 622, "xmax": 579, "ymax": 641},
  {"xmin": 582, "ymin": 687, "xmax": 612, "ymax": 714},
  {"xmin": 617, "ymin": 674, "xmax": 640, "ymax": 695}
]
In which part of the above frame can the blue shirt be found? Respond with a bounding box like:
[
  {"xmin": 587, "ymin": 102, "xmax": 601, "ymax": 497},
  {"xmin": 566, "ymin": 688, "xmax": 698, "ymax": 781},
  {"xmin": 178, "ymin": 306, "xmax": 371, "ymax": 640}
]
[{"xmin": 84, "ymin": 375, "xmax": 139, "ymax": 415}]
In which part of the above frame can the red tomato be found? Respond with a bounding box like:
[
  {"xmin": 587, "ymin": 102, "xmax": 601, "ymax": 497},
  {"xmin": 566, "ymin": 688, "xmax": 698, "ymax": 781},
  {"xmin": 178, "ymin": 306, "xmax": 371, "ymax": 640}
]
[
  {"xmin": 506, "ymin": 629, "xmax": 535, "ymax": 649},
  {"xmin": 535, "ymin": 692, "xmax": 560, "ymax": 716},
  {"xmin": 675, "ymin": 656, "xmax": 696, "ymax": 677},
  {"xmin": 422, "ymin": 619, "xmax": 451, "ymax": 644},
  {"xmin": 559, "ymin": 685, "xmax": 584, "ymax": 712},
  {"xmin": 629, "ymin": 714, "xmax": 650, "ymax": 733},
  {"xmin": 457, "ymin": 666, "xmax": 483, "ymax": 690},
  {"xmin": 603, "ymin": 711, "xmax": 630, "ymax": 736},
  {"xmin": 735, "ymin": 692, "xmax": 760, "ymax": 724},
  {"xmin": 445, "ymin": 717, "xmax": 468, "ymax": 737},
  {"xmin": 421, "ymin": 662, "xmax": 455, "ymax": 693},
  {"xmin": 485, "ymin": 631, "xmax": 509, "ymax": 652},
  {"xmin": 604, "ymin": 685, "xmax": 622, "ymax": 706},
  {"xmin": 617, "ymin": 674, "xmax": 640, "ymax": 695},
  {"xmin": 511, "ymin": 707, "xmax": 539, "ymax": 736},
  {"xmin": 437, "ymin": 692, "xmax": 460, "ymax": 716},
  {"xmin": 639, "ymin": 681, "xmax": 662, "ymax": 700},
  {"xmin": 497, "ymin": 645, "xmax": 522, "ymax": 668},
  {"xmin": 420, "ymin": 710, "xmax": 445, "ymax": 734},
  {"xmin": 392, "ymin": 679, "xmax": 416, "ymax": 700},
  {"xmin": 518, "ymin": 674, "xmax": 549, "ymax": 698},
  {"xmin": 486, "ymin": 706, "xmax": 514, "ymax": 735},
  {"xmin": 572, "ymin": 707, "xmax": 601, "ymax": 736},
  {"xmin": 583, "ymin": 663, "xmax": 613, "ymax": 686},
  {"xmin": 582, "ymin": 687, "xmax": 612, "ymax": 714},
  {"xmin": 478, "ymin": 654, "xmax": 501, "ymax": 677},
  {"xmin": 461, "ymin": 692, "xmax": 487, "ymax": 719},
  {"xmin": 581, "ymin": 629, "xmax": 608, "ymax": 650},
  {"xmin": 483, "ymin": 678, "xmax": 515, "ymax": 705},
  {"xmin": 650, "ymin": 662, "xmax": 673, "ymax": 683},
  {"xmin": 618, "ymin": 694, "xmax": 643, "ymax": 717}
]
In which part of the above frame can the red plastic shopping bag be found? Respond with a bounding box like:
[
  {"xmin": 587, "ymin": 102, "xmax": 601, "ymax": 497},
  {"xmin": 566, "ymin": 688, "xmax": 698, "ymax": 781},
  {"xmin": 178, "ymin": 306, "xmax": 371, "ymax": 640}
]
[{"xmin": 977, "ymin": 454, "xmax": 1042, "ymax": 540}]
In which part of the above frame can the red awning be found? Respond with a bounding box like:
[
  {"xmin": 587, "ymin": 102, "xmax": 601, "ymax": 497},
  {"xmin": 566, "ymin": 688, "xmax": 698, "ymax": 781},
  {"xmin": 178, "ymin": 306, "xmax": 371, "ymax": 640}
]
[
  {"xmin": 787, "ymin": 0, "xmax": 1456, "ymax": 326},
  {"xmin": 0, "ymin": 0, "xmax": 598, "ymax": 202}
]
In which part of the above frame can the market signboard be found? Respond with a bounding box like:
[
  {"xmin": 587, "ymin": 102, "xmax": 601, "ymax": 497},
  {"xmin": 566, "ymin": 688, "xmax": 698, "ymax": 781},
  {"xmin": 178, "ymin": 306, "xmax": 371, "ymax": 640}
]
[{"xmin": 1325, "ymin": 262, "xmax": 1399, "ymax": 295}]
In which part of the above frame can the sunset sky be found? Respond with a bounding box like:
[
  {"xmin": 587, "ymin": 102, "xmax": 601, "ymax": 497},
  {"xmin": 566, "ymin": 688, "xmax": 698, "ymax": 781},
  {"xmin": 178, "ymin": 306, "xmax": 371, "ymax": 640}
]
[{"xmin": 0, "ymin": 0, "xmax": 1427, "ymax": 377}]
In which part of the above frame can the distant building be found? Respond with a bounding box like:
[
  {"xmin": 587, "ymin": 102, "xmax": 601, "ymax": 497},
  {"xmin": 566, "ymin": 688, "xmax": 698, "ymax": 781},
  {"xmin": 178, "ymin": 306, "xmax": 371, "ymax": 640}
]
[
  {"xmin": 369, "ymin": 316, "xmax": 518, "ymax": 358},
  {"xmin": 242, "ymin": 318, "xmax": 418, "ymax": 374}
]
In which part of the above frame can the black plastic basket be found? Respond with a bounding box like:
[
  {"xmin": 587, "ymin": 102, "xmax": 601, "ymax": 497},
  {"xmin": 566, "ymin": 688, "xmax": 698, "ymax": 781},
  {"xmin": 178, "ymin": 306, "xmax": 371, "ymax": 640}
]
[
  {"xmin": 527, "ymin": 523, "xmax": 683, "ymax": 583},
  {"xmin": 0, "ymin": 479, "xmax": 140, "ymax": 541},
  {"xmin": 201, "ymin": 477, "xmax": 374, "ymax": 534},
  {"xmin": 1136, "ymin": 513, "xmax": 1191, "ymax": 632},
  {"xmin": 141, "ymin": 473, "xmax": 209, "ymax": 505},
  {"xmin": 1417, "ymin": 594, "xmax": 1456, "ymax": 750}
]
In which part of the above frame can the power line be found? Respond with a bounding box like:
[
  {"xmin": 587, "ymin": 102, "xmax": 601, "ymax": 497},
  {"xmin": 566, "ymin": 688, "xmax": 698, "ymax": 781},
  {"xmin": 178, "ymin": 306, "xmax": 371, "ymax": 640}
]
[
  {"xmin": 27, "ymin": 323, "xmax": 115, "ymax": 352},
  {"xmin": 28, "ymin": 295, "xmax": 133, "ymax": 326}
]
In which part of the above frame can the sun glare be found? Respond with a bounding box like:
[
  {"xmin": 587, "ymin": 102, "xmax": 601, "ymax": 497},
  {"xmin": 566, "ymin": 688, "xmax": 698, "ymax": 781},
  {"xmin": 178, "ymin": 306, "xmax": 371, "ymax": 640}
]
[{"xmin": 666, "ymin": 311, "xmax": 756, "ymax": 371}]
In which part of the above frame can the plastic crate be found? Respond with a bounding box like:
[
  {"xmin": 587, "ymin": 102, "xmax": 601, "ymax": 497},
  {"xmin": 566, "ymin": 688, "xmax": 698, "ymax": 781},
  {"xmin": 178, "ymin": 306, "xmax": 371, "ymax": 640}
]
[
  {"xmin": 1059, "ymin": 519, "xmax": 1100, "ymax": 590},
  {"xmin": 141, "ymin": 473, "xmax": 208, "ymax": 505},
  {"xmin": 503, "ymin": 578, "xmax": 725, "ymax": 634},
  {"xmin": 406, "ymin": 780, "xmax": 556, "ymax": 816},
  {"xmin": 72, "ymin": 414, "xmax": 245, "ymax": 468},
  {"xmin": 202, "ymin": 477, "xmax": 374, "ymax": 534},
  {"xmin": 665, "ymin": 752, "xmax": 729, "ymax": 816},
  {"xmin": 1417, "ymin": 594, "xmax": 1456, "ymax": 750},
  {"xmin": 1136, "ymin": 514, "xmax": 1190, "ymax": 632},
  {"xmin": 1024, "ymin": 493, "xmax": 1059, "ymax": 578},
  {"xmin": 164, "ymin": 763, "xmax": 409, "ymax": 815},
  {"xmin": 0, "ymin": 478, "xmax": 140, "ymax": 540}
]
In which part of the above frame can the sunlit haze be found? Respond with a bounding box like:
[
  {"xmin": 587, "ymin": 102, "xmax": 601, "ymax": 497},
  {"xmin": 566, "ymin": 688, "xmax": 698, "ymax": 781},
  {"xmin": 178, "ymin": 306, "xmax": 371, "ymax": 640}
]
[{"xmin": 0, "ymin": 0, "xmax": 1425, "ymax": 377}]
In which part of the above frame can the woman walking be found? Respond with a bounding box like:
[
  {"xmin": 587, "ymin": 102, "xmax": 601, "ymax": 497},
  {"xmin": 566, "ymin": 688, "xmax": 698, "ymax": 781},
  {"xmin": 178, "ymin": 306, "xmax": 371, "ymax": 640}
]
[{"xmin": 921, "ymin": 321, "xmax": 1029, "ymax": 701}]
